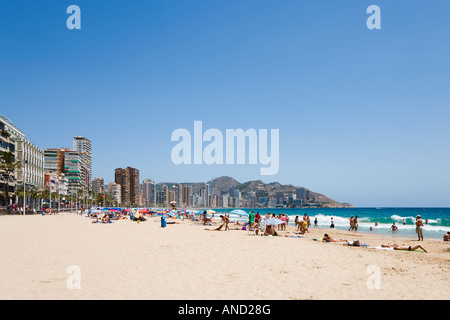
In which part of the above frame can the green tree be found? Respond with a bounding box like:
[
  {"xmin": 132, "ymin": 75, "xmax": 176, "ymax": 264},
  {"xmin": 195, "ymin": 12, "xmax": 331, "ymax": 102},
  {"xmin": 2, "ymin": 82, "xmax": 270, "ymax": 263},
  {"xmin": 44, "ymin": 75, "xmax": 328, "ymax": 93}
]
[{"xmin": 0, "ymin": 151, "xmax": 21, "ymax": 206}]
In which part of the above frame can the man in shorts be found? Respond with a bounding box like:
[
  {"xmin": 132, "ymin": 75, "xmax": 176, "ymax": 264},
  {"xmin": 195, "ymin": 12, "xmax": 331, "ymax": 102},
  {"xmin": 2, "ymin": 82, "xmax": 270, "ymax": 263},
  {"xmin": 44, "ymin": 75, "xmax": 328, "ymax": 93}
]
[{"xmin": 415, "ymin": 215, "xmax": 424, "ymax": 241}]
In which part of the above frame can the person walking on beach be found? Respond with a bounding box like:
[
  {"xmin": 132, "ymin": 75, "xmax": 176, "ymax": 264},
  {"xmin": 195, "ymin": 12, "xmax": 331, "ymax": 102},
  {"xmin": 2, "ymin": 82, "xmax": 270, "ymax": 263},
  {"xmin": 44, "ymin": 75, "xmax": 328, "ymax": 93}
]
[
  {"xmin": 349, "ymin": 215, "xmax": 354, "ymax": 231},
  {"xmin": 255, "ymin": 212, "xmax": 261, "ymax": 224},
  {"xmin": 415, "ymin": 215, "xmax": 424, "ymax": 241},
  {"xmin": 314, "ymin": 217, "xmax": 318, "ymax": 228},
  {"xmin": 248, "ymin": 211, "xmax": 255, "ymax": 230},
  {"xmin": 353, "ymin": 216, "xmax": 359, "ymax": 231},
  {"xmin": 330, "ymin": 217, "xmax": 335, "ymax": 229}
]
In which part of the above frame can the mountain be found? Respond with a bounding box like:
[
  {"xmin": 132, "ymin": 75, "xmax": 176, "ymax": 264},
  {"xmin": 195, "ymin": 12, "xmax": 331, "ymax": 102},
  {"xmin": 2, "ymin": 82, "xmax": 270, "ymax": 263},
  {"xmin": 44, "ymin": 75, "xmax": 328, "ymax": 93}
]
[
  {"xmin": 155, "ymin": 176, "xmax": 353, "ymax": 208},
  {"xmin": 211, "ymin": 176, "xmax": 354, "ymax": 208}
]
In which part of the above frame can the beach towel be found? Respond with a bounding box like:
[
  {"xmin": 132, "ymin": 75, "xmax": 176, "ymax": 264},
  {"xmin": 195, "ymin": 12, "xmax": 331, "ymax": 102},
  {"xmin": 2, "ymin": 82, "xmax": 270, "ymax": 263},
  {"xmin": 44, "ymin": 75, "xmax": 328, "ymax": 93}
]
[{"xmin": 369, "ymin": 246, "xmax": 394, "ymax": 251}]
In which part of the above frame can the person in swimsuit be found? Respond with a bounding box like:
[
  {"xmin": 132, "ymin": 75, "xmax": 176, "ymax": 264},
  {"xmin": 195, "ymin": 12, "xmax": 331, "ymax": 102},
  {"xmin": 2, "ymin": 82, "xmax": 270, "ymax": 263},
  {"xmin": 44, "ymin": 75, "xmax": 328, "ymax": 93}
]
[
  {"xmin": 206, "ymin": 215, "xmax": 229, "ymax": 231},
  {"xmin": 415, "ymin": 215, "xmax": 424, "ymax": 241},
  {"xmin": 444, "ymin": 232, "xmax": 450, "ymax": 241},
  {"xmin": 323, "ymin": 234, "xmax": 347, "ymax": 243},
  {"xmin": 349, "ymin": 215, "xmax": 354, "ymax": 231},
  {"xmin": 381, "ymin": 243, "xmax": 429, "ymax": 253},
  {"xmin": 264, "ymin": 225, "xmax": 278, "ymax": 236}
]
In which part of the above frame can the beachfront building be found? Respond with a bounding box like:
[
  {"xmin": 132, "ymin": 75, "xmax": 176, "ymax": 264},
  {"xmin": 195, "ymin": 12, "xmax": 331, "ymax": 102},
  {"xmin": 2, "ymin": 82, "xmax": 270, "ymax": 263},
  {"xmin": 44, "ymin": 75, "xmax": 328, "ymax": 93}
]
[
  {"xmin": 44, "ymin": 173, "xmax": 69, "ymax": 209},
  {"xmin": 192, "ymin": 192, "xmax": 200, "ymax": 207},
  {"xmin": 73, "ymin": 136, "xmax": 92, "ymax": 195},
  {"xmin": 222, "ymin": 195, "xmax": 229, "ymax": 208},
  {"xmin": 115, "ymin": 167, "xmax": 139, "ymax": 206},
  {"xmin": 247, "ymin": 191, "xmax": 257, "ymax": 208},
  {"xmin": 142, "ymin": 179, "xmax": 155, "ymax": 206},
  {"xmin": 115, "ymin": 168, "xmax": 130, "ymax": 205},
  {"xmin": 0, "ymin": 116, "xmax": 45, "ymax": 209},
  {"xmin": 44, "ymin": 148, "xmax": 71, "ymax": 176},
  {"xmin": 106, "ymin": 182, "xmax": 121, "ymax": 205},
  {"xmin": 15, "ymin": 139, "xmax": 45, "ymax": 189},
  {"xmin": 202, "ymin": 183, "xmax": 210, "ymax": 207},
  {"xmin": 92, "ymin": 177, "xmax": 105, "ymax": 195},
  {"xmin": 128, "ymin": 167, "xmax": 139, "ymax": 206},
  {"xmin": 182, "ymin": 185, "xmax": 191, "ymax": 207},
  {"xmin": 162, "ymin": 184, "xmax": 169, "ymax": 206},
  {"xmin": 65, "ymin": 151, "xmax": 83, "ymax": 196},
  {"xmin": 0, "ymin": 119, "xmax": 16, "ymax": 205},
  {"xmin": 295, "ymin": 188, "xmax": 311, "ymax": 207}
]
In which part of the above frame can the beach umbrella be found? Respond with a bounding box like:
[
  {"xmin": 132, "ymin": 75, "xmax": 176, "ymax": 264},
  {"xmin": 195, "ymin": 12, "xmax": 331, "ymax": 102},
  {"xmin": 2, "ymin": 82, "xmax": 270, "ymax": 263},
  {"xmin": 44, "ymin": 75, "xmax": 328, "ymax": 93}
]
[
  {"xmin": 260, "ymin": 218, "xmax": 284, "ymax": 226},
  {"xmin": 229, "ymin": 209, "xmax": 248, "ymax": 217}
]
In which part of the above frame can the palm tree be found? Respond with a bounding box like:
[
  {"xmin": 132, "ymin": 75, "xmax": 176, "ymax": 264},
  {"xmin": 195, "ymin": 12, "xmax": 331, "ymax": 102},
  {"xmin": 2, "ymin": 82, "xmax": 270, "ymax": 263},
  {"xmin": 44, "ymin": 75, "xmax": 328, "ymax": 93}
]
[
  {"xmin": 29, "ymin": 187, "xmax": 40, "ymax": 211},
  {"xmin": 15, "ymin": 185, "xmax": 24, "ymax": 208},
  {"xmin": 0, "ymin": 151, "xmax": 21, "ymax": 206}
]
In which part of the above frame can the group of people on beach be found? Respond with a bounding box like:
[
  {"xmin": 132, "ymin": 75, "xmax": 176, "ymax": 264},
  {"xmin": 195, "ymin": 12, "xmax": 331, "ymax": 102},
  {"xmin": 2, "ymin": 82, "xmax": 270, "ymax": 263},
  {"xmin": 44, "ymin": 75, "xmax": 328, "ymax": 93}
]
[
  {"xmin": 387, "ymin": 215, "xmax": 426, "ymax": 241},
  {"xmin": 349, "ymin": 215, "xmax": 359, "ymax": 231}
]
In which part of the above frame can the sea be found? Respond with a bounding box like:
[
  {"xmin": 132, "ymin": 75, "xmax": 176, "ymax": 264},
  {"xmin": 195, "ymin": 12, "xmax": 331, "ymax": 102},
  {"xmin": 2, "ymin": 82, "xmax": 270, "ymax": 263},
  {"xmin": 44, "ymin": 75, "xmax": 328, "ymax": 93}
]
[{"xmin": 211, "ymin": 207, "xmax": 450, "ymax": 240}]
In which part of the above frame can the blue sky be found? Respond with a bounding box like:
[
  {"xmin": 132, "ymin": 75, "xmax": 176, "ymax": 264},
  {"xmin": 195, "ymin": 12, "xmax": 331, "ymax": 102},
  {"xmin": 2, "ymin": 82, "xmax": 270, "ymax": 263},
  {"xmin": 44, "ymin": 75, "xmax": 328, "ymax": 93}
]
[{"xmin": 1, "ymin": 1, "xmax": 450, "ymax": 207}]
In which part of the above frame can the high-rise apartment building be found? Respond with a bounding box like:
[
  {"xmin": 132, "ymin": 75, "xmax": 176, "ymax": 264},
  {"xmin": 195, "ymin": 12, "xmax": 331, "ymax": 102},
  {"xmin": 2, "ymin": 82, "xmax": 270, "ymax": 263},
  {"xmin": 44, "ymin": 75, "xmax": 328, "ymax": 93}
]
[
  {"xmin": 65, "ymin": 151, "xmax": 82, "ymax": 195},
  {"xmin": 162, "ymin": 184, "xmax": 169, "ymax": 206},
  {"xmin": 44, "ymin": 148, "xmax": 71, "ymax": 175},
  {"xmin": 73, "ymin": 136, "xmax": 92, "ymax": 195},
  {"xmin": 203, "ymin": 183, "xmax": 210, "ymax": 207},
  {"xmin": 0, "ymin": 119, "xmax": 16, "ymax": 203},
  {"xmin": 106, "ymin": 182, "xmax": 121, "ymax": 205},
  {"xmin": 128, "ymin": 167, "xmax": 139, "ymax": 205},
  {"xmin": 115, "ymin": 168, "xmax": 130, "ymax": 205},
  {"xmin": 115, "ymin": 167, "xmax": 139, "ymax": 205},
  {"xmin": 92, "ymin": 177, "xmax": 105, "ymax": 194},
  {"xmin": 182, "ymin": 185, "xmax": 191, "ymax": 207},
  {"xmin": 0, "ymin": 116, "xmax": 45, "ymax": 196},
  {"xmin": 142, "ymin": 179, "xmax": 155, "ymax": 206}
]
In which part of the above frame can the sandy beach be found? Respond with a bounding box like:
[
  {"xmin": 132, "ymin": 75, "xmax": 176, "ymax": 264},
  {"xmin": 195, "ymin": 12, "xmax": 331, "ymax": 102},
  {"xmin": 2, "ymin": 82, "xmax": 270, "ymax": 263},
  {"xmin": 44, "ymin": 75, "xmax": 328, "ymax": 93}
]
[{"xmin": 0, "ymin": 213, "xmax": 448, "ymax": 300}]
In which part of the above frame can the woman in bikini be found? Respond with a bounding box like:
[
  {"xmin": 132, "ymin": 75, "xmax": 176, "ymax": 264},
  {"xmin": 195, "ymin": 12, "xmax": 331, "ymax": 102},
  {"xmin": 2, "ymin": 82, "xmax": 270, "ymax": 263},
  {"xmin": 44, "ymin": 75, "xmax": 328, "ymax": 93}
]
[{"xmin": 381, "ymin": 243, "xmax": 429, "ymax": 253}]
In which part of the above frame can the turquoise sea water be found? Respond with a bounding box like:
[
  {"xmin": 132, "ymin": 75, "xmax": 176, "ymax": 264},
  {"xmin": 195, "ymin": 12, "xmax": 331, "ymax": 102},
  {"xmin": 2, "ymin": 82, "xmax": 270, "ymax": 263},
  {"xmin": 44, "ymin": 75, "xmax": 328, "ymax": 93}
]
[{"xmin": 211, "ymin": 207, "xmax": 450, "ymax": 240}]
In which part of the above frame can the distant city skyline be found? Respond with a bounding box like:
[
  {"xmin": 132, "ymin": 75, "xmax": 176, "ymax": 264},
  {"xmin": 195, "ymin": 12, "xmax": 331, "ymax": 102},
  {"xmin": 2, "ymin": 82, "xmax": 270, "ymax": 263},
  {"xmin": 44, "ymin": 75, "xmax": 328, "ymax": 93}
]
[{"xmin": 2, "ymin": 1, "xmax": 450, "ymax": 207}]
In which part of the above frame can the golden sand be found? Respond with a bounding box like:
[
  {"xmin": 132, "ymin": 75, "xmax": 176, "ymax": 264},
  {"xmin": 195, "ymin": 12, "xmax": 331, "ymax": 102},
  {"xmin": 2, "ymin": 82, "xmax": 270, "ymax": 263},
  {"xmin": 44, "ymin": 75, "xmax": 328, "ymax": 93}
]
[{"xmin": 0, "ymin": 214, "xmax": 448, "ymax": 300}]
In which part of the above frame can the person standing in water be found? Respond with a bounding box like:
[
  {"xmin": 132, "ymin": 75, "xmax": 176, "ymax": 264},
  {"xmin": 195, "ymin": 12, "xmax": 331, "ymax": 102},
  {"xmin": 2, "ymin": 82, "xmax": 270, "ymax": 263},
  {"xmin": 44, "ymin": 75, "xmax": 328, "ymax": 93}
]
[
  {"xmin": 415, "ymin": 215, "xmax": 424, "ymax": 241},
  {"xmin": 349, "ymin": 215, "xmax": 354, "ymax": 231}
]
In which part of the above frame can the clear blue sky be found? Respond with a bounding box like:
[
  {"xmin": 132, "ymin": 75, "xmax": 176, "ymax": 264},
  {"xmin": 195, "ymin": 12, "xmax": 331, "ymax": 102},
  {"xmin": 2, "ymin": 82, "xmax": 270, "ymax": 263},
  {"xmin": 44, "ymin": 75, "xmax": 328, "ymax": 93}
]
[{"xmin": 1, "ymin": 1, "xmax": 449, "ymax": 207}]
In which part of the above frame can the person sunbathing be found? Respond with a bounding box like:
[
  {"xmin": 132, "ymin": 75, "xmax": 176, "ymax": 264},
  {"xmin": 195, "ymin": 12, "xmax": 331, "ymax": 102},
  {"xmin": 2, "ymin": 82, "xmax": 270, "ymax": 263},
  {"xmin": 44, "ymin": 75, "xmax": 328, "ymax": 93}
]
[
  {"xmin": 323, "ymin": 234, "xmax": 347, "ymax": 243},
  {"xmin": 381, "ymin": 243, "xmax": 429, "ymax": 253},
  {"xmin": 264, "ymin": 225, "xmax": 278, "ymax": 236}
]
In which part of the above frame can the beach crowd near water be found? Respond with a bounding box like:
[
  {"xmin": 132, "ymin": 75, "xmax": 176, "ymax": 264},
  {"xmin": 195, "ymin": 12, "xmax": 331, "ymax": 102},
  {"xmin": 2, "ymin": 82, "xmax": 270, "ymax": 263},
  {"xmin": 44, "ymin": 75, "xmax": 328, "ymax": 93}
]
[
  {"xmin": 81, "ymin": 207, "xmax": 450, "ymax": 248},
  {"xmin": 1, "ymin": 205, "xmax": 449, "ymax": 300}
]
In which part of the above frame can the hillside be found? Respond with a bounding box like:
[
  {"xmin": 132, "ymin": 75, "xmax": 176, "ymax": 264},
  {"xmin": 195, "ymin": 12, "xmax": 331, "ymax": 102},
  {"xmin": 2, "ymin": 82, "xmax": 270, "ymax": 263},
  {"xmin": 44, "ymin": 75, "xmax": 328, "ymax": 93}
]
[{"xmin": 211, "ymin": 176, "xmax": 353, "ymax": 208}]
